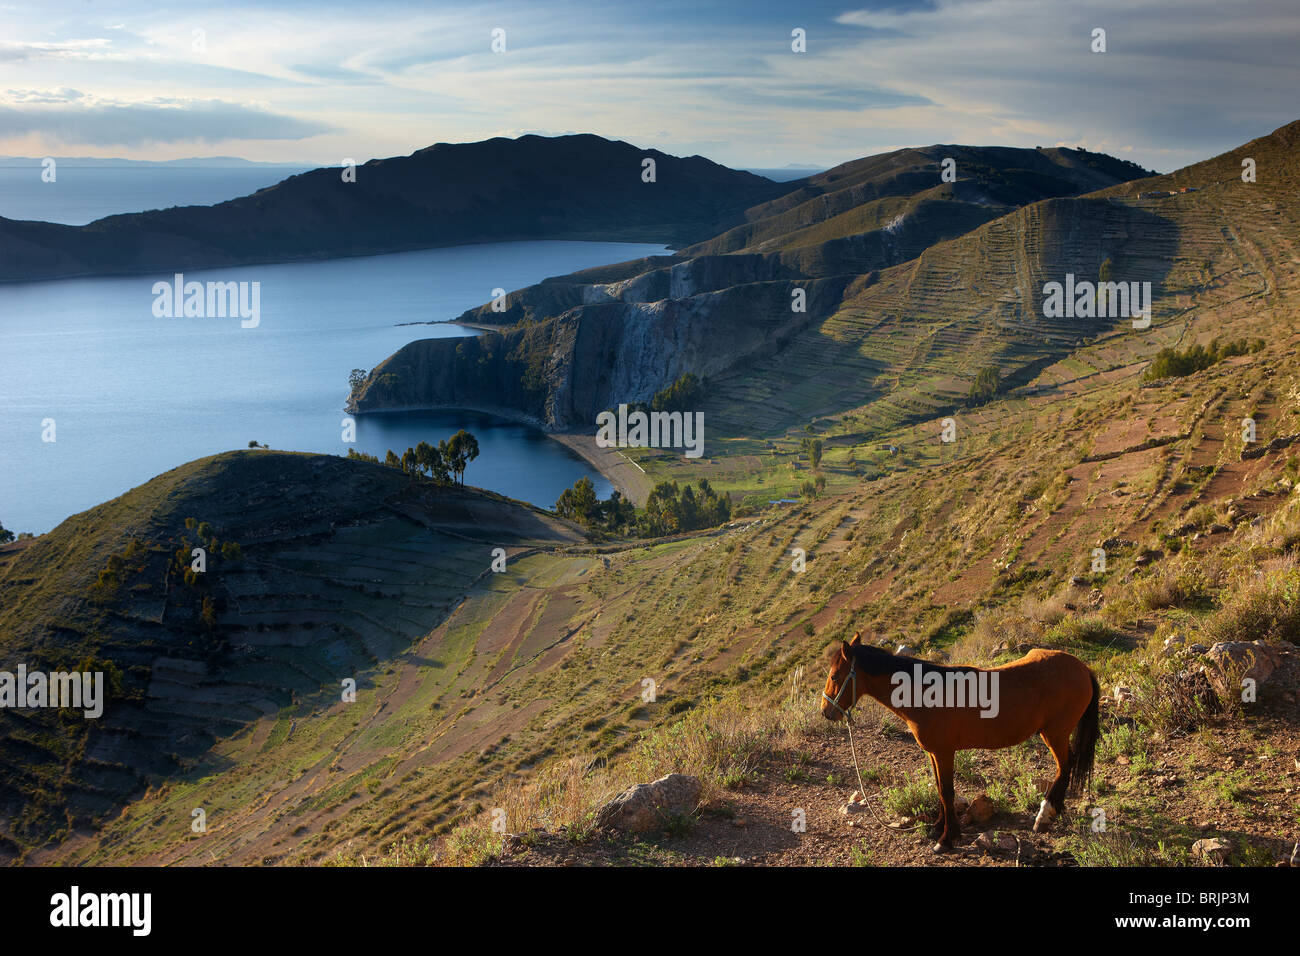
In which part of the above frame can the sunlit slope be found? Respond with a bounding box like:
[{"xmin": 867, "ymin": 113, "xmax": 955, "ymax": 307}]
[
  {"xmin": 703, "ymin": 119, "xmax": 1300, "ymax": 439},
  {"xmin": 682, "ymin": 144, "xmax": 1151, "ymax": 258},
  {"xmin": 356, "ymin": 143, "xmax": 1154, "ymax": 427}
]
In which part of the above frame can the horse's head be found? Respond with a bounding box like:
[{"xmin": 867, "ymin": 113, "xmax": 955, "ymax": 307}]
[{"xmin": 820, "ymin": 632, "xmax": 863, "ymax": 721}]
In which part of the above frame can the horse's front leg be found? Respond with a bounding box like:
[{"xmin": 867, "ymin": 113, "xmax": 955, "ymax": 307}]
[{"xmin": 932, "ymin": 749, "xmax": 959, "ymax": 853}]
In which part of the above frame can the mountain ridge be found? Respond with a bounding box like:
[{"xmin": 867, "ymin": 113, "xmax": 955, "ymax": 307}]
[
  {"xmin": 348, "ymin": 138, "xmax": 1165, "ymax": 430},
  {"xmin": 0, "ymin": 134, "xmax": 792, "ymax": 282}
]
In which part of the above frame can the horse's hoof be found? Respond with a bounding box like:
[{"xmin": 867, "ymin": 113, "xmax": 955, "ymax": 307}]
[
  {"xmin": 931, "ymin": 841, "xmax": 950, "ymax": 854},
  {"xmin": 1033, "ymin": 799, "xmax": 1059, "ymax": 833}
]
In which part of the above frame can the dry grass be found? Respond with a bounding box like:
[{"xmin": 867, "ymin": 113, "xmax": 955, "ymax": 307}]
[
  {"xmin": 437, "ymin": 667, "xmax": 826, "ymax": 861},
  {"xmin": 1201, "ymin": 553, "xmax": 1300, "ymax": 645},
  {"xmin": 949, "ymin": 608, "xmax": 1043, "ymax": 663},
  {"xmin": 1136, "ymin": 555, "xmax": 1212, "ymax": 610}
]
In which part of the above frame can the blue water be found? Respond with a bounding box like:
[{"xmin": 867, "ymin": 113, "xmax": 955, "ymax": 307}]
[
  {"xmin": 745, "ymin": 168, "xmax": 823, "ymax": 182},
  {"xmin": 0, "ymin": 240, "xmax": 669, "ymax": 534},
  {"xmin": 0, "ymin": 164, "xmax": 315, "ymax": 225}
]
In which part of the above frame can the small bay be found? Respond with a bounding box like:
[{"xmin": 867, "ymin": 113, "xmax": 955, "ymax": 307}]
[{"xmin": 0, "ymin": 240, "xmax": 669, "ymax": 533}]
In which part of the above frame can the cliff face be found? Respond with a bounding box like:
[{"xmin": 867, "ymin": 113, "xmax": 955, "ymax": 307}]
[
  {"xmin": 351, "ymin": 141, "xmax": 1157, "ymax": 431},
  {"xmin": 351, "ymin": 273, "xmax": 855, "ymax": 429},
  {"xmin": 0, "ymin": 134, "xmax": 793, "ymax": 281}
]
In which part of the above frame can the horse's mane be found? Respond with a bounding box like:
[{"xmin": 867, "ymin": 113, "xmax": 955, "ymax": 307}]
[{"xmin": 849, "ymin": 643, "xmax": 980, "ymax": 677}]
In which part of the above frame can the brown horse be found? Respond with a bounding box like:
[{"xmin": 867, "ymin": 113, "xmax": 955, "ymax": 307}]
[{"xmin": 821, "ymin": 632, "xmax": 1099, "ymax": 852}]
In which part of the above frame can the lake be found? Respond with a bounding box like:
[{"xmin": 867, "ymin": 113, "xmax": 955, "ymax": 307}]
[{"xmin": 0, "ymin": 240, "xmax": 670, "ymax": 534}]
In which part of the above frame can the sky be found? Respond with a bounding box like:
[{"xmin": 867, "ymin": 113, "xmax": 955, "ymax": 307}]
[{"xmin": 1, "ymin": 0, "xmax": 1298, "ymax": 173}]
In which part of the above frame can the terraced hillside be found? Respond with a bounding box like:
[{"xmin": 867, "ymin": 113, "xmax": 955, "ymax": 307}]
[
  {"xmin": 700, "ymin": 118, "xmax": 1299, "ymax": 445},
  {"xmin": 6, "ymin": 121, "xmax": 1300, "ymax": 868},
  {"xmin": 406, "ymin": 316, "xmax": 1300, "ymax": 868},
  {"xmin": 680, "ymin": 144, "xmax": 1151, "ymax": 259},
  {"xmin": 0, "ymin": 451, "xmax": 581, "ymax": 856},
  {"xmin": 17, "ymin": 307, "xmax": 1300, "ymax": 866},
  {"xmin": 350, "ymin": 144, "xmax": 1153, "ymax": 428}
]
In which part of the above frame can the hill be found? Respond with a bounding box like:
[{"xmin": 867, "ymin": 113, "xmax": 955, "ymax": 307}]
[
  {"xmin": 0, "ymin": 135, "xmax": 791, "ymax": 282},
  {"xmin": 7, "ymin": 121, "xmax": 1300, "ymax": 869},
  {"xmin": 0, "ymin": 450, "xmax": 581, "ymax": 856},
  {"xmin": 348, "ymin": 143, "xmax": 1155, "ymax": 428}
]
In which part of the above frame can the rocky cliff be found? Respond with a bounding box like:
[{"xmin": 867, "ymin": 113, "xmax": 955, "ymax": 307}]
[
  {"xmin": 350, "ymin": 272, "xmax": 857, "ymax": 429},
  {"xmin": 351, "ymin": 142, "xmax": 1157, "ymax": 431}
]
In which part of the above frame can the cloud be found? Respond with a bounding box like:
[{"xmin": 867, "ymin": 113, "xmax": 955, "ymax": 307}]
[
  {"xmin": 0, "ymin": 95, "xmax": 335, "ymax": 146},
  {"xmin": 0, "ymin": 0, "xmax": 1295, "ymax": 168},
  {"xmin": 0, "ymin": 38, "xmax": 120, "ymax": 62}
]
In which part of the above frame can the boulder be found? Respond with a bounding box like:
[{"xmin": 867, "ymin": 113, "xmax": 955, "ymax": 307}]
[
  {"xmin": 975, "ymin": 831, "xmax": 1018, "ymax": 854},
  {"xmin": 1203, "ymin": 641, "xmax": 1283, "ymax": 697},
  {"xmin": 1192, "ymin": 837, "xmax": 1233, "ymax": 865},
  {"xmin": 964, "ymin": 793, "xmax": 996, "ymax": 824},
  {"xmin": 595, "ymin": 773, "xmax": 702, "ymax": 832}
]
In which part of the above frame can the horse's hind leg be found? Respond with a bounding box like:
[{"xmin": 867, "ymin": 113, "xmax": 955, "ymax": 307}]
[
  {"xmin": 926, "ymin": 751, "xmax": 944, "ymax": 834},
  {"xmin": 1034, "ymin": 727, "xmax": 1071, "ymax": 833},
  {"xmin": 932, "ymin": 749, "xmax": 959, "ymax": 852}
]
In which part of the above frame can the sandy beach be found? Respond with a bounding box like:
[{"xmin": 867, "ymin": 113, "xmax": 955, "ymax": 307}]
[{"xmin": 550, "ymin": 432, "xmax": 653, "ymax": 507}]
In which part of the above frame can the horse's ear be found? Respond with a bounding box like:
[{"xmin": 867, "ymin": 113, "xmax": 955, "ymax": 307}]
[
  {"xmin": 839, "ymin": 640, "xmax": 851, "ymax": 661},
  {"xmin": 849, "ymin": 631, "xmax": 862, "ymax": 646}
]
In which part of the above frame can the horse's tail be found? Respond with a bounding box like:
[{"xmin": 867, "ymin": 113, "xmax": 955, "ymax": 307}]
[{"xmin": 1067, "ymin": 670, "xmax": 1101, "ymax": 797}]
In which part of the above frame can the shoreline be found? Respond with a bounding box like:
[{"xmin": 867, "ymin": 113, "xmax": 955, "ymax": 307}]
[
  {"xmin": 550, "ymin": 433, "xmax": 652, "ymax": 507},
  {"xmin": 350, "ymin": 403, "xmax": 650, "ymax": 507}
]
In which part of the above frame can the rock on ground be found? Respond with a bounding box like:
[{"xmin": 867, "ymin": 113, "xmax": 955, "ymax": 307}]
[
  {"xmin": 1203, "ymin": 640, "xmax": 1283, "ymax": 697},
  {"xmin": 1192, "ymin": 837, "xmax": 1233, "ymax": 865},
  {"xmin": 595, "ymin": 773, "xmax": 702, "ymax": 833}
]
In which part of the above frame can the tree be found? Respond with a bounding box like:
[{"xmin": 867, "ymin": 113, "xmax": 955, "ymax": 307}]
[
  {"xmin": 639, "ymin": 479, "xmax": 730, "ymax": 537},
  {"xmin": 649, "ymin": 372, "xmax": 703, "ymax": 413},
  {"xmin": 348, "ymin": 368, "xmax": 368, "ymax": 394},
  {"xmin": 414, "ymin": 440, "xmax": 451, "ymax": 484},
  {"xmin": 555, "ymin": 476, "xmax": 599, "ymax": 524},
  {"xmin": 445, "ymin": 429, "xmax": 481, "ymax": 485},
  {"xmin": 0, "ymin": 521, "xmax": 13, "ymax": 545},
  {"xmin": 968, "ymin": 365, "xmax": 1002, "ymax": 406},
  {"xmin": 801, "ymin": 436, "xmax": 823, "ymax": 470},
  {"xmin": 201, "ymin": 596, "xmax": 218, "ymax": 630},
  {"xmin": 602, "ymin": 490, "xmax": 636, "ymax": 531}
]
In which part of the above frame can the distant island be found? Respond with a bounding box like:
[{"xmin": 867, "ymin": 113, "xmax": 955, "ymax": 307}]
[{"xmin": 0, "ymin": 134, "xmax": 790, "ymax": 282}]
